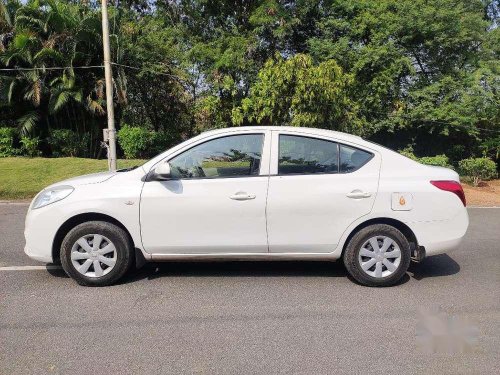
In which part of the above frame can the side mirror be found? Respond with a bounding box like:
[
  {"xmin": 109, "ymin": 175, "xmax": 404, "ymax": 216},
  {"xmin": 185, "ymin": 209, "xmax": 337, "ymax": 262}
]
[{"xmin": 154, "ymin": 161, "xmax": 172, "ymax": 180}]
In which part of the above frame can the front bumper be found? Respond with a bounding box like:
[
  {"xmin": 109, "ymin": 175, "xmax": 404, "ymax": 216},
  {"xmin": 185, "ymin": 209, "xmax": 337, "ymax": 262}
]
[
  {"xmin": 24, "ymin": 205, "xmax": 63, "ymax": 264},
  {"xmin": 24, "ymin": 245, "xmax": 53, "ymax": 263}
]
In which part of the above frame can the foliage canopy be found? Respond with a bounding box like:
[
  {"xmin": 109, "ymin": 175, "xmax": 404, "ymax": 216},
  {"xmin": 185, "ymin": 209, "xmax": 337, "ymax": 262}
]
[{"xmin": 0, "ymin": 0, "xmax": 498, "ymax": 164}]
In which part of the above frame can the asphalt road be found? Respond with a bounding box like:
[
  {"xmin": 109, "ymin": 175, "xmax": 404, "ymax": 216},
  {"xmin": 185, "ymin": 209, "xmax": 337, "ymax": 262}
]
[{"xmin": 1, "ymin": 204, "xmax": 499, "ymax": 374}]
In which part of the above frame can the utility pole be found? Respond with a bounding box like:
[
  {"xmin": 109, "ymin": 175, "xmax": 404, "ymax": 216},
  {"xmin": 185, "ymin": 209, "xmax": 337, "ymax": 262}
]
[{"xmin": 101, "ymin": 0, "xmax": 117, "ymax": 171}]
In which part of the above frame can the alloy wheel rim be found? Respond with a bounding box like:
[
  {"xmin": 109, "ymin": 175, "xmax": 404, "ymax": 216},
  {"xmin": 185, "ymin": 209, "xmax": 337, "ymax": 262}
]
[
  {"xmin": 358, "ymin": 236, "xmax": 402, "ymax": 278},
  {"xmin": 70, "ymin": 234, "xmax": 117, "ymax": 278}
]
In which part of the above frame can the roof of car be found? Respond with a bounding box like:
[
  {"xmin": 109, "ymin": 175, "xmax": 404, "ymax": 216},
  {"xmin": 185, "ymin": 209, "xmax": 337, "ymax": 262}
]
[{"xmin": 201, "ymin": 126, "xmax": 363, "ymax": 141}]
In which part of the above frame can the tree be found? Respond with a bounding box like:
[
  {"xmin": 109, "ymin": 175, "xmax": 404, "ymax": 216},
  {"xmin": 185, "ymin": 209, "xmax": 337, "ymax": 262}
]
[
  {"xmin": 118, "ymin": 12, "xmax": 190, "ymax": 140},
  {"xmin": 306, "ymin": 0, "xmax": 499, "ymax": 158},
  {"xmin": 0, "ymin": 0, "xmax": 497, "ymax": 165},
  {"xmin": 232, "ymin": 54, "xmax": 359, "ymax": 132},
  {"xmin": 0, "ymin": 0, "xmax": 105, "ymax": 136}
]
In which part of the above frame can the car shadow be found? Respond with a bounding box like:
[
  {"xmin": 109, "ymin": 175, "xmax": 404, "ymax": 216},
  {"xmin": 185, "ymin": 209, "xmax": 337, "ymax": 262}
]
[
  {"xmin": 408, "ymin": 254, "xmax": 460, "ymax": 280},
  {"xmin": 122, "ymin": 254, "xmax": 460, "ymax": 285},
  {"xmin": 45, "ymin": 265, "xmax": 68, "ymax": 278},
  {"xmin": 119, "ymin": 260, "xmax": 348, "ymax": 285},
  {"xmin": 45, "ymin": 254, "xmax": 460, "ymax": 285}
]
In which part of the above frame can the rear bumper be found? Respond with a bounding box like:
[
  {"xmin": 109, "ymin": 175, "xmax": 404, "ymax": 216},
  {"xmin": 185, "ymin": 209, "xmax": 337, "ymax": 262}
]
[
  {"xmin": 409, "ymin": 208, "xmax": 469, "ymax": 257},
  {"xmin": 420, "ymin": 237, "xmax": 465, "ymax": 258}
]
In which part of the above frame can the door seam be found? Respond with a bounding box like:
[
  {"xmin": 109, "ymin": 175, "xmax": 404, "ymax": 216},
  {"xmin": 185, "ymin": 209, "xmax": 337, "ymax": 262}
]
[{"xmin": 264, "ymin": 130, "xmax": 273, "ymax": 253}]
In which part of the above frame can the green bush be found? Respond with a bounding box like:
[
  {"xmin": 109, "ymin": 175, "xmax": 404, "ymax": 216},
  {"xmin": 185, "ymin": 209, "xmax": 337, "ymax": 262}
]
[
  {"xmin": 48, "ymin": 129, "xmax": 89, "ymax": 157},
  {"xmin": 419, "ymin": 154, "xmax": 453, "ymax": 169},
  {"xmin": 150, "ymin": 131, "xmax": 176, "ymax": 156},
  {"xmin": 458, "ymin": 157, "xmax": 497, "ymax": 186},
  {"xmin": 0, "ymin": 127, "xmax": 18, "ymax": 157},
  {"xmin": 117, "ymin": 125, "xmax": 154, "ymax": 159},
  {"xmin": 398, "ymin": 146, "xmax": 453, "ymax": 169},
  {"xmin": 398, "ymin": 146, "xmax": 419, "ymax": 161},
  {"xmin": 20, "ymin": 136, "xmax": 42, "ymax": 157}
]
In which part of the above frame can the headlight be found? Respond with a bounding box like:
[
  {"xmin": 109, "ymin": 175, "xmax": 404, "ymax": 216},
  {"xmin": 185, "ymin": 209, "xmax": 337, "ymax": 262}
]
[{"xmin": 32, "ymin": 185, "xmax": 74, "ymax": 209}]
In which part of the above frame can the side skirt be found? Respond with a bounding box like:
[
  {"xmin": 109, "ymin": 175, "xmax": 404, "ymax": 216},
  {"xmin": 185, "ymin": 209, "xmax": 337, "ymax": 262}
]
[{"xmin": 149, "ymin": 252, "xmax": 341, "ymax": 262}]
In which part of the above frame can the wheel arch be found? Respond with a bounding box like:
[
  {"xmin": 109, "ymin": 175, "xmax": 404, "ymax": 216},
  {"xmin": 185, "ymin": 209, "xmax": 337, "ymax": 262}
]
[
  {"xmin": 341, "ymin": 217, "xmax": 418, "ymax": 257},
  {"xmin": 52, "ymin": 212, "xmax": 135, "ymax": 264}
]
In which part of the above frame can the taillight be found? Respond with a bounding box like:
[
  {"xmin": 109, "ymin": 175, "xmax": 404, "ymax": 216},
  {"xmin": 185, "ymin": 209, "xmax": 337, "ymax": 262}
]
[{"xmin": 430, "ymin": 180, "xmax": 466, "ymax": 206}]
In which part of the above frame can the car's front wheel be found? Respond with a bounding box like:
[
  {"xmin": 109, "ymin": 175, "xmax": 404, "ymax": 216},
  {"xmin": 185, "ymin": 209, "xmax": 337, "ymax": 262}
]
[
  {"xmin": 343, "ymin": 224, "xmax": 411, "ymax": 287},
  {"xmin": 60, "ymin": 221, "xmax": 133, "ymax": 286}
]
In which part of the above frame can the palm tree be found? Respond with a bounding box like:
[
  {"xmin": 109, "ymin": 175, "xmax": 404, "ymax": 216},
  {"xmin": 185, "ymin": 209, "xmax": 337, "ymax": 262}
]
[{"xmin": 0, "ymin": 0, "xmax": 110, "ymax": 137}]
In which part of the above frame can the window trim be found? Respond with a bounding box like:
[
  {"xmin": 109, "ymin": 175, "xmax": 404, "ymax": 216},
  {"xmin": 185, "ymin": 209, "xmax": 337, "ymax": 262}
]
[
  {"xmin": 276, "ymin": 134, "xmax": 374, "ymax": 176},
  {"xmin": 165, "ymin": 133, "xmax": 266, "ymax": 180}
]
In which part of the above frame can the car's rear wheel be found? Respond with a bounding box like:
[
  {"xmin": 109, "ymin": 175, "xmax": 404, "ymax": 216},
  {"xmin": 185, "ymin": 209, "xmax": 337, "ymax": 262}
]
[
  {"xmin": 343, "ymin": 224, "xmax": 411, "ymax": 287},
  {"xmin": 60, "ymin": 221, "xmax": 133, "ymax": 286}
]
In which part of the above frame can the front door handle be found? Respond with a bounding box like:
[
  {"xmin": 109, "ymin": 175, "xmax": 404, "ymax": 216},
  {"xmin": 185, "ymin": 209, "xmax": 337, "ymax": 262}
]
[
  {"xmin": 346, "ymin": 190, "xmax": 372, "ymax": 199},
  {"xmin": 230, "ymin": 192, "xmax": 256, "ymax": 201}
]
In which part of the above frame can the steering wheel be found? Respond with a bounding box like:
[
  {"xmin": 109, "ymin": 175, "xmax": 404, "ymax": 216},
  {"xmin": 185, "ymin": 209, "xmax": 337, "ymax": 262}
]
[{"xmin": 194, "ymin": 165, "xmax": 206, "ymax": 177}]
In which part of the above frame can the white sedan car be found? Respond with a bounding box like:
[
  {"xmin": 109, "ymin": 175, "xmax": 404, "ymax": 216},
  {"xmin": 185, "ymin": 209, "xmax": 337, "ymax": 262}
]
[{"xmin": 24, "ymin": 126, "xmax": 468, "ymax": 287}]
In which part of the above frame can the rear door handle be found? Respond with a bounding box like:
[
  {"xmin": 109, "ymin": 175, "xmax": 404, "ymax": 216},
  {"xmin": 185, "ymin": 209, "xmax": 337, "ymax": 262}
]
[
  {"xmin": 230, "ymin": 192, "xmax": 256, "ymax": 201},
  {"xmin": 346, "ymin": 190, "xmax": 372, "ymax": 199}
]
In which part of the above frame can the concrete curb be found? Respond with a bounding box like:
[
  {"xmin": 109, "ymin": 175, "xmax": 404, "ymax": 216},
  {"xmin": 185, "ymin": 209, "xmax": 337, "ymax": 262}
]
[
  {"xmin": 0, "ymin": 200, "xmax": 31, "ymax": 205},
  {"xmin": 467, "ymin": 206, "xmax": 500, "ymax": 208}
]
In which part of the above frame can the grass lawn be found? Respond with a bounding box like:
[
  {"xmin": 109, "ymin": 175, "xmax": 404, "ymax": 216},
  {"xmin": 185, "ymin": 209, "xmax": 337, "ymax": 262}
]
[{"xmin": 0, "ymin": 157, "xmax": 145, "ymax": 200}]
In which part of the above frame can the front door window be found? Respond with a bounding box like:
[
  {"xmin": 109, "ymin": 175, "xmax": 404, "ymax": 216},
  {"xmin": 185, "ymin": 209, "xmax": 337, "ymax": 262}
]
[{"xmin": 169, "ymin": 134, "xmax": 264, "ymax": 179}]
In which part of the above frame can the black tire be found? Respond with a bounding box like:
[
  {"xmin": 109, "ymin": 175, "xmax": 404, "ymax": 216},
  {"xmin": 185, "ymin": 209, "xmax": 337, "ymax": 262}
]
[
  {"xmin": 343, "ymin": 224, "xmax": 411, "ymax": 287},
  {"xmin": 60, "ymin": 221, "xmax": 133, "ymax": 286}
]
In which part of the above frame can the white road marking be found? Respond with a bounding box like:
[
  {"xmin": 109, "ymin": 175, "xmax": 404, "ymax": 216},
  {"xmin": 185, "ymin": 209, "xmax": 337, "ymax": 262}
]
[{"xmin": 0, "ymin": 265, "xmax": 62, "ymax": 271}]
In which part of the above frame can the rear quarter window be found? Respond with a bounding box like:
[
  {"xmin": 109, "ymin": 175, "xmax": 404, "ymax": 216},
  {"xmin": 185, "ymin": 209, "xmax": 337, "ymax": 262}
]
[{"xmin": 339, "ymin": 144, "xmax": 373, "ymax": 173}]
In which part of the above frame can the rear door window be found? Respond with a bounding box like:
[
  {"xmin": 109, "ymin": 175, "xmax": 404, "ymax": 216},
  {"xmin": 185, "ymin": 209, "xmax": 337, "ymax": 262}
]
[{"xmin": 278, "ymin": 135, "xmax": 339, "ymax": 175}]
